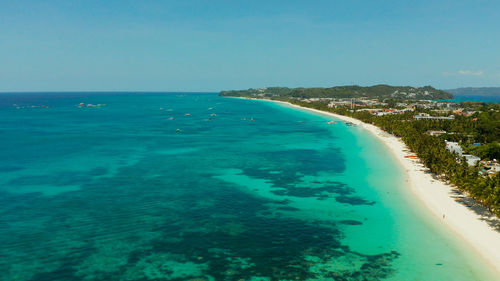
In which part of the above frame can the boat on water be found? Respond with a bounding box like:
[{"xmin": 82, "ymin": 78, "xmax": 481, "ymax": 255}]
[
  {"xmin": 345, "ymin": 121, "xmax": 357, "ymax": 126},
  {"xmin": 185, "ymin": 113, "xmax": 191, "ymax": 116},
  {"xmin": 326, "ymin": 121, "xmax": 337, "ymax": 124},
  {"xmin": 210, "ymin": 113, "xmax": 217, "ymax": 117}
]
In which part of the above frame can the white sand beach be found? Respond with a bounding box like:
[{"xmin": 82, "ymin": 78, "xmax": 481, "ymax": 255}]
[{"xmin": 249, "ymin": 98, "xmax": 500, "ymax": 275}]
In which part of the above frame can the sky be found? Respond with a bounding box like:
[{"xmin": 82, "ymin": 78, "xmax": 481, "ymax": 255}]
[{"xmin": 1, "ymin": 0, "xmax": 500, "ymax": 92}]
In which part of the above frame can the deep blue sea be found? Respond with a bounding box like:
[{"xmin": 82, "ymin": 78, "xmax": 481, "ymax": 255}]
[{"xmin": 0, "ymin": 93, "xmax": 497, "ymax": 280}]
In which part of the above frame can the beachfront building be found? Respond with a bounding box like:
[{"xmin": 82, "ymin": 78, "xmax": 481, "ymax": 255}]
[
  {"xmin": 357, "ymin": 107, "xmax": 413, "ymax": 115},
  {"xmin": 414, "ymin": 113, "xmax": 455, "ymax": 120},
  {"xmin": 445, "ymin": 141, "xmax": 482, "ymax": 166},
  {"xmin": 375, "ymin": 110, "xmax": 397, "ymax": 116},
  {"xmin": 327, "ymin": 100, "xmax": 352, "ymax": 108},
  {"xmin": 463, "ymin": 154, "xmax": 481, "ymax": 166},
  {"xmin": 479, "ymin": 160, "xmax": 500, "ymax": 176},
  {"xmin": 445, "ymin": 141, "xmax": 463, "ymax": 156},
  {"xmin": 427, "ymin": 130, "xmax": 447, "ymax": 136}
]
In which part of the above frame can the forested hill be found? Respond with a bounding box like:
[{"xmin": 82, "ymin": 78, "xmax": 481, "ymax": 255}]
[
  {"xmin": 447, "ymin": 87, "xmax": 500, "ymax": 96},
  {"xmin": 220, "ymin": 85, "xmax": 453, "ymax": 100}
]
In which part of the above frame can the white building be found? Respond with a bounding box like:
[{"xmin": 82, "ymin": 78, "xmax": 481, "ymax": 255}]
[
  {"xmin": 427, "ymin": 130, "xmax": 446, "ymax": 136},
  {"xmin": 463, "ymin": 154, "xmax": 481, "ymax": 166},
  {"xmin": 414, "ymin": 113, "xmax": 455, "ymax": 120},
  {"xmin": 445, "ymin": 141, "xmax": 463, "ymax": 156}
]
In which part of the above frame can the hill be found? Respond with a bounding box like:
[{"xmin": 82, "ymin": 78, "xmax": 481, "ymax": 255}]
[
  {"xmin": 447, "ymin": 87, "xmax": 500, "ymax": 96},
  {"xmin": 220, "ymin": 85, "xmax": 453, "ymax": 100}
]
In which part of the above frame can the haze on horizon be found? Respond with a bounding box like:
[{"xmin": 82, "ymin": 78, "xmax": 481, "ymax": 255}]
[{"xmin": 1, "ymin": 0, "xmax": 500, "ymax": 92}]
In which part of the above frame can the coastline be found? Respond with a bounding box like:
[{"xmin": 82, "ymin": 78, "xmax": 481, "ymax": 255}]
[{"xmin": 238, "ymin": 97, "xmax": 500, "ymax": 276}]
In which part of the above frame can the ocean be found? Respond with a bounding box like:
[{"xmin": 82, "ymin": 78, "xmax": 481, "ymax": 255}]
[
  {"xmin": 0, "ymin": 92, "xmax": 497, "ymax": 280},
  {"xmin": 448, "ymin": 94, "xmax": 500, "ymax": 103}
]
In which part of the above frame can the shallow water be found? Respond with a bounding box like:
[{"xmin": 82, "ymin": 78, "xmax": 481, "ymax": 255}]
[{"xmin": 0, "ymin": 92, "xmax": 497, "ymax": 280}]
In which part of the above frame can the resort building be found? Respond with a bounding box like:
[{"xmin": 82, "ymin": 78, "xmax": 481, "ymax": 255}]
[
  {"xmin": 445, "ymin": 141, "xmax": 463, "ymax": 156},
  {"xmin": 427, "ymin": 130, "xmax": 447, "ymax": 136},
  {"xmin": 463, "ymin": 154, "xmax": 481, "ymax": 166},
  {"xmin": 479, "ymin": 160, "xmax": 500, "ymax": 176},
  {"xmin": 444, "ymin": 142, "xmax": 482, "ymax": 166},
  {"xmin": 414, "ymin": 113, "xmax": 455, "ymax": 120}
]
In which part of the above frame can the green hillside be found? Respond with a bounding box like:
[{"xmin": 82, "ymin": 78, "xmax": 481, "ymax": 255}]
[{"xmin": 220, "ymin": 85, "xmax": 453, "ymax": 100}]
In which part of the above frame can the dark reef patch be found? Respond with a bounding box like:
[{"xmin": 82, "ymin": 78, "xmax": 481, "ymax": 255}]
[
  {"xmin": 270, "ymin": 182, "xmax": 351, "ymax": 198},
  {"xmin": 335, "ymin": 195, "xmax": 376, "ymax": 206},
  {"xmin": 340, "ymin": 220, "xmax": 363, "ymax": 225},
  {"xmin": 87, "ymin": 167, "xmax": 109, "ymax": 176},
  {"xmin": 277, "ymin": 206, "xmax": 300, "ymax": 211},
  {"xmin": 0, "ymin": 165, "xmax": 25, "ymax": 172},
  {"xmin": 6, "ymin": 171, "xmax": 92, "ymax": 187}
]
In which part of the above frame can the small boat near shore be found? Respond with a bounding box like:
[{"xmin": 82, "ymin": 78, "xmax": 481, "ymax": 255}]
[
  {"xmin": 404, "ymin": 155, "xmax": 419, "ymax": 159},
  {"xmin": 326, "ymin": 121, "xmax": 337, "ymax": 124}
]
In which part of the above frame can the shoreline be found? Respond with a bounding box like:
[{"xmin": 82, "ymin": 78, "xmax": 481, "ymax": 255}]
[{"xmin": 238, "ymin": 97, "xmax": 500, "ymax": 276}]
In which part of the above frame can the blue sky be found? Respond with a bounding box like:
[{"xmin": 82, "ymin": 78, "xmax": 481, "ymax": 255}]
[{"xmin": 1, "ymin": 0, "xmax": 499, "ymax": 91}]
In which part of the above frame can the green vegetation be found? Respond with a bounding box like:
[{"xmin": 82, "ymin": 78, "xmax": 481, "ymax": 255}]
[
  {"xmin": 220, "ymin": 85, "xmax": 453, "ymax": 100},
  {"xmin": 466, "ymin": 142, "xmax": 500, "ymax": 160},
  {"xmin": 220, "ymin": 87, "xmax": 500, "ymax": 216}
]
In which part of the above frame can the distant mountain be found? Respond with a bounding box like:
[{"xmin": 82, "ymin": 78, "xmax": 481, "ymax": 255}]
[
  {"xmin": 447, "ymin": 87, "xmax": 500, "ymax": 96},
  {"xmin": 220, "ymin": 85, "xmax": 453, "ymax": 100}
]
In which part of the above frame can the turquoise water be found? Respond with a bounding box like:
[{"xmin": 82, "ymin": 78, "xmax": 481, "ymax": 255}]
[
  {"xmin": 0, "ymin": 92, "xmax": 497, "ymax": 280},
  {"xmin": 447, "ymin": 94, "xmax": 500, "ymax": 103}
]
